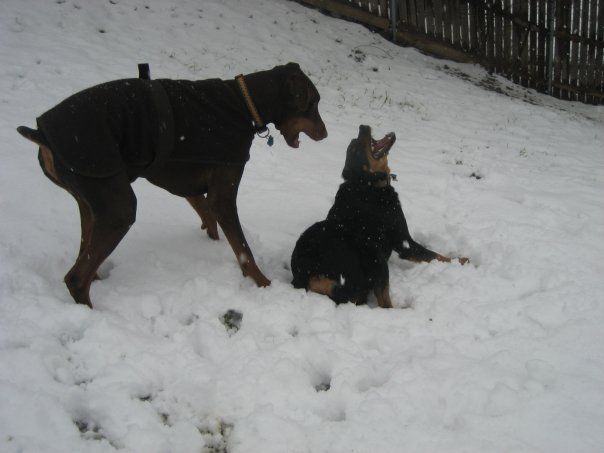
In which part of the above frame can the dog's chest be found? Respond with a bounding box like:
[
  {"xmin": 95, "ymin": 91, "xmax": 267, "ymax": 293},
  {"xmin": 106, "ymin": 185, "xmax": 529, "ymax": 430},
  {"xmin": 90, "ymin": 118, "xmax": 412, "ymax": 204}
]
[{"xmin": 330, "ymin": 184, "xmax": 401, "ymax": 246}]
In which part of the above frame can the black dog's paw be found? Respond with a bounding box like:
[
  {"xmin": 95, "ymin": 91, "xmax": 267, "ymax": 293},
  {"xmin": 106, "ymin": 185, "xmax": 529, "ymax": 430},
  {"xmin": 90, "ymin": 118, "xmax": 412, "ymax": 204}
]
[{"xmin": 220, "ymin": 309, "xmax": 243, "ymax": 335}]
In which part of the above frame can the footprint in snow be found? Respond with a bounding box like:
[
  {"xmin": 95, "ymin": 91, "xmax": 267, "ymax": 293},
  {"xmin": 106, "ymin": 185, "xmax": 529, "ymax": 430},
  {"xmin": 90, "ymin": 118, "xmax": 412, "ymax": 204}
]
[{"xmin": 220, "ymin": 309, "xmax": 242, "ymax": 335}]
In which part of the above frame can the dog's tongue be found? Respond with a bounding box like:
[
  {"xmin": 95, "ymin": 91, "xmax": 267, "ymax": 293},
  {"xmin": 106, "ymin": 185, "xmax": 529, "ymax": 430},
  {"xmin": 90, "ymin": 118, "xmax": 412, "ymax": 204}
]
[{"xmin": 373, "ymin": 134, "xmax": 393, "ymax": 152}]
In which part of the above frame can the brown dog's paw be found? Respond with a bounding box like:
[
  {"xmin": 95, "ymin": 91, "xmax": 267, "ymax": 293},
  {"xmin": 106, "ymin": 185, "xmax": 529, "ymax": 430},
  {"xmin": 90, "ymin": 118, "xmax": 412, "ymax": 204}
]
[
  {"xmin": 205, "ymin": 227, "xmax": 219, "ymax": 241},
  {"xmin": 254, "ymin": 274, "xmax": 271, "ymax": 287},
  {"xmin": 201, "ymin": 221, "xmax": 219, "ymax": 240},
  {"xmin": 458, "ymin": 257, "xmax": 470, "ymax": 265}
]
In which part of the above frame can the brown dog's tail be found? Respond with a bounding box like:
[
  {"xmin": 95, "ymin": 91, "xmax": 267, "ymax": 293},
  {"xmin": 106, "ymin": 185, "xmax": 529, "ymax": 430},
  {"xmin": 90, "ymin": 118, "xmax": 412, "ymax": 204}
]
[{"xmin": 17, "ymin": 126, "xmax": 49, "ymax": 147}]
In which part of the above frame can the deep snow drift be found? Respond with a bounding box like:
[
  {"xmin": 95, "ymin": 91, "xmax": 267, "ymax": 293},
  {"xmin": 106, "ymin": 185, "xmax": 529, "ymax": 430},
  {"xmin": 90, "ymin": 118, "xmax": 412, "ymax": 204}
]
[{"xmin": 1, "ymin": 0, "xmax": 603, "ymax": 452}]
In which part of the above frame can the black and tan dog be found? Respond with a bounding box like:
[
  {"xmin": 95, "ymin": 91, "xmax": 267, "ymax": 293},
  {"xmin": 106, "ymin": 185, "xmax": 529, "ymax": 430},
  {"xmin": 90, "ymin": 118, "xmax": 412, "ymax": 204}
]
[
  {"xmin": 17, "ymin": 63, "xmax": 327, "ymax": 308},
  {"xmin": 291, "ymin": 125, "xmax": 466, "ymax": 308}
]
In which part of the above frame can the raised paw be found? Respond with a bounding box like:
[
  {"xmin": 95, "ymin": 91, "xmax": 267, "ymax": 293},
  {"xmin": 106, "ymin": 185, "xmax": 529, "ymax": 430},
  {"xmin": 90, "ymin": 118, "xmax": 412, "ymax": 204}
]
[
  {"xmin": 201, "ymin": 220, "xmax": 219, "ymax": 240},
  {"xmin": 254, "ymin": 273, "xmax": 271, "ymax": 288}
]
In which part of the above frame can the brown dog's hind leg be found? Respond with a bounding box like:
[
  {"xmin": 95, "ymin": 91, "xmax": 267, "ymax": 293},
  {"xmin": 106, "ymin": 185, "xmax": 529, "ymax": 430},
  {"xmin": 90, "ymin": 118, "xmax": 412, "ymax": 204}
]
[
  {"xmin": 75, "ymin": 198, "xmax": 101, "ymax": 281},
  {"xmin": 64, "ymin": 172, "xmax": 137, "ymax": 307},
  {"xmin": 187, "ymin": 195, "xmax": 219, "ymax": 240}
]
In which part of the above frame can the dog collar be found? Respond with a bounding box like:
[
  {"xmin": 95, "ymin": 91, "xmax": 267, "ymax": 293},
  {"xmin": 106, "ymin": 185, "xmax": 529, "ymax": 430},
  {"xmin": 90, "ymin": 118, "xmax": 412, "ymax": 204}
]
[{"xmin": 236, "ymin": 74, "xmax": 274, "ymax": 146}]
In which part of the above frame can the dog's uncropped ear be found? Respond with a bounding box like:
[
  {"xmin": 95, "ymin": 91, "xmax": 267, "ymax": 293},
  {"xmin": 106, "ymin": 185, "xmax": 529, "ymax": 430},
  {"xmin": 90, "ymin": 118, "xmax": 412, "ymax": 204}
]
[
  {"xmin": 342, "ymin": 138, "xmax": 367, "ymax": 180},
  {"xmin": 285, "ymin": 73, "xmax": 310, "ymax": 112}
]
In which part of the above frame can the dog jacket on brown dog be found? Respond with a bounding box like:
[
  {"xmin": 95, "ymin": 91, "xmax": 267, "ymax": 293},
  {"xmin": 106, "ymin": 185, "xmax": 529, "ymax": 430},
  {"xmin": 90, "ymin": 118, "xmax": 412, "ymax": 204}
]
[{"xmin": 37, "ymin": 78, "xmax": 256, "ymax": 178}]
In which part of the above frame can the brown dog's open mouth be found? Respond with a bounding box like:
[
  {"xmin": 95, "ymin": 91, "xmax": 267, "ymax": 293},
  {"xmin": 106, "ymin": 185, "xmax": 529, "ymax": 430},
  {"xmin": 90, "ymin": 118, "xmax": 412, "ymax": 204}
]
[
  {"xmin": 371, "ymin": 132, "xmax": 396, "ymax": 159},
  {"xmin": 280, "ymin": 119, "xmax": 328, "ymax": 149},
  {"xmin": 284, "ymin": 128, "xmax": 325, "ymax": 148}
]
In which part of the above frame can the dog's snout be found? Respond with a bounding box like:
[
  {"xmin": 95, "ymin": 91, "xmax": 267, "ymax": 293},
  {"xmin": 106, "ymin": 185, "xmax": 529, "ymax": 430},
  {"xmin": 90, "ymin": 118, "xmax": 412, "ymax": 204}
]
[{"xmin": 318, "ymin": 122, "xmax": 328, "ymax": 140}]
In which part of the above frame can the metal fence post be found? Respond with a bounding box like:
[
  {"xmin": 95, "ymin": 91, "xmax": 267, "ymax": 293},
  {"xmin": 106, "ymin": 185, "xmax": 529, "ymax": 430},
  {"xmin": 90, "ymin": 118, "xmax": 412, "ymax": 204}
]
[
  {"xmin": 547, "ymin": 0, "xmax": 557, "ymax": 95},
  {"xmin": 390, "ymin": 0, "xmax": 397, "ymax": 43}
]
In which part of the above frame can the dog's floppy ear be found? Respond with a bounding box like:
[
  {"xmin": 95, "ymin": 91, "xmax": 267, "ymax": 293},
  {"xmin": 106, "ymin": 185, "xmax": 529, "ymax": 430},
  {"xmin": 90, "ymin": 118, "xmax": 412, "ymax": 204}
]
[
  {"xmin": 342, "ymin": 138, "xmax": 367, "ymax": 180},
  {"xmin": 285, "ymin": 72, "xmax": 310, "ymax": 112}
]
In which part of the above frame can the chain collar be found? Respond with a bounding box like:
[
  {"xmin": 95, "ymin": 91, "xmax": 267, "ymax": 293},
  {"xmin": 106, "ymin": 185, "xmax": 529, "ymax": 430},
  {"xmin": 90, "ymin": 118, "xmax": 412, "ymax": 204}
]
[{"xmin": 235, "ymin": 74, "xmax": 274, "ymax": 146}]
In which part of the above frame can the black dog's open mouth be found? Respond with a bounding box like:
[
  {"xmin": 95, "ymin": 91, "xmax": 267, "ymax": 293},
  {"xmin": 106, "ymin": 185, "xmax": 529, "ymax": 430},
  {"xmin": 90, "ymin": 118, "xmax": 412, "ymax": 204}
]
[{"xmin": 371, "ymin": 132, "xmax": 396, "ymax": 159}]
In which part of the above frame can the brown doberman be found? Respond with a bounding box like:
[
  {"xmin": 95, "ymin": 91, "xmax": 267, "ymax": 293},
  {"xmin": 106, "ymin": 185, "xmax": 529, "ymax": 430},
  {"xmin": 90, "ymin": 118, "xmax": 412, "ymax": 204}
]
[{"xmin": 18, "ymin": 63, "xmax": 327, "ymax": 308}]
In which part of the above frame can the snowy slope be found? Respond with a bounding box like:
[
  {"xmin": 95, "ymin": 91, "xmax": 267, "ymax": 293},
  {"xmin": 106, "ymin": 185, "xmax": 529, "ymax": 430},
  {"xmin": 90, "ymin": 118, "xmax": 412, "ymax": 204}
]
[{"xmin": 1, "ymin": 0, "xmax": 604, "ymax": 451}]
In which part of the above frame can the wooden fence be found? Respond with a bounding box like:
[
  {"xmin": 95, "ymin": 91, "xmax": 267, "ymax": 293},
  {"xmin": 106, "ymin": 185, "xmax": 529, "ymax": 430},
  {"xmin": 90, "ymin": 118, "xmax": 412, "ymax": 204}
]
[{"xmin": 298, "ymin": 0, "xmax": 604, "ymax": 104}]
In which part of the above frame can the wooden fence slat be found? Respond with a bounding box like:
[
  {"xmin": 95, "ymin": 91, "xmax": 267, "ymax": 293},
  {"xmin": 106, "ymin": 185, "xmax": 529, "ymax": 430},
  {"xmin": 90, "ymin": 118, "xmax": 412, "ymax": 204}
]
[
  {"xmin": 570, "ymin": 0, "xmax": 580, "ymax": 100},
  {"xmin": 589, "ymin": 0, "xmax": 598, "ymax": 103},
  {"xmin": 537, "ymin": 0, "xmax": 548, "ymax": 90},
  {"xmin": 570, "ymin": 0, "xmax": 581, "ymax": 100},
  {"xmin": 475, "ymin": 1, "xmax": 484, "ymax": 59},
  {"xmin": 433, "ymin": 0, "xmax": 443, "ymax": 38},
  {"xmin": 494, "ymin": 0, "xmax": 503, "ymax": 73},
  {"xmin": 510, "ymin": 1, "xmax": 520, "ymax": 83},
  {"xmin": 527, "ymin": 0, "xmax": 535, "ymax": 88},
  {"xmin": 439, "ymin": 0, "xmax": 448, "ymax": 42},
  {"xmin": 597, "ymin": 0, "xmax": 604, "ymax": 99},
  {"xmin": 441, "ymin": 0, "xmax": 453, "ymax": 44},
  {"xmin": 502, "ymin": 0, "xmax": 511, "ymax": 75},
  {"xmin": 466, "ymin": 0, "xmax": 475, "ymax": 52},
  {"xmin": 441, "ymin": 0, "xmax": 449, "ymax": 41},
  {"xmin": 426, "ymin": 0, "xmax": 436, "ymax": 37},
  {"xmin": 416, "ymin": 0, "xmax": 426, "ymax": 34},
  {"xmin": 565, "ymin": 0, "xmax": 572, "ymax": 99},
  {"xmin": 528, "ymin": 0, "xmax": 537, "ymax": 88},
  {"xmin": 450, "ymin": 0, "xmax": 461, "ymax": 46},
  {"xmin": 600, "ymin": 0, "xmax": 604, "ymax": 97},
  {"xmin": 592, "ymin": 0, "xmax": 603, "ymax": 103},
  {"xmin": 579, "ymin": 0, "xmax": 591, "ymax": 102},
  {"xmin": 487, "ymin": 0, "xmax": 493, "ymax": 71},
  {"xmin": 459, "ymin": 0, "xmax": 470, "ymax": 50},
  {"xmin": 398, "ymin": 0, "xmax": 408, "ymax": 25},
  {"xmin": 518, "ymin": 1, "xmax": 529, "ymax": 86},
  {"xmin": 553, "ymin": 0, "xmax": 566, "ymax": 98},
  {"xmin": 379, "ymin": 0, "xmax": 388, "ymax": 16},
  {"xmin": 408, "ymin": 0, "xmax": 418, "ymax": 29}
]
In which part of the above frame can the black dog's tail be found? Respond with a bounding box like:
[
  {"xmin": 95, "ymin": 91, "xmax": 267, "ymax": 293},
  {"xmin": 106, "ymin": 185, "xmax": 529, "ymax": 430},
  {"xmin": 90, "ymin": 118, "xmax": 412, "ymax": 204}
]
[{"xmin": 17, "ymin": 126, "xmax": 48, "ymax": 147}]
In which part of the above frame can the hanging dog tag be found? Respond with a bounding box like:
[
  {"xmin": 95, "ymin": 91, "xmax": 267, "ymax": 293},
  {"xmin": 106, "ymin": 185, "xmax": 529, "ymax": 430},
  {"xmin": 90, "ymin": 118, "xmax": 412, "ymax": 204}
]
[{"xmin": 256, "ymin": 126, "xmax": 273, "ymax": 147}]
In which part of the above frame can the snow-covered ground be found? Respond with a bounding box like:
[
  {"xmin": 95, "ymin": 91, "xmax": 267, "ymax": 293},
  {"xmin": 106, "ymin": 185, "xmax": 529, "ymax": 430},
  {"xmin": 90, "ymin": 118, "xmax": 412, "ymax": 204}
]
[{"xmin": 1, "ymin": 0, "xmax": 603, "ymax": 451}]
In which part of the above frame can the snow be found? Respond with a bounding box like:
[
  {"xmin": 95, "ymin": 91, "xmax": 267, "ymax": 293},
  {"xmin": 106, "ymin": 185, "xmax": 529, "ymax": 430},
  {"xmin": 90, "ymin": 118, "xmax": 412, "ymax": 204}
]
[{"xmin": 1, "ymin": 0, "xmax": 604, "ymax": 451}]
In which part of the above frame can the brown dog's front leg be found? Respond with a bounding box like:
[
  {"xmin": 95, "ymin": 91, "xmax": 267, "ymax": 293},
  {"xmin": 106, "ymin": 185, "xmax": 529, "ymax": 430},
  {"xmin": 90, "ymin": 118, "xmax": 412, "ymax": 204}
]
[
  {"xmin": 208, "ymin": 168, "xmax": 270, "ymax": 287},
  {"xmin": 214, "ymin": 203, "xmax": 270, "ymax": 287}
]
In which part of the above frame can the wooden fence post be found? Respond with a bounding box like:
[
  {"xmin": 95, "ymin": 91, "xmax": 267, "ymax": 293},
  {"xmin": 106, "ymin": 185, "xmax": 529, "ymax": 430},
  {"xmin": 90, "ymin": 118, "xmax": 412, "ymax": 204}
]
[
  {"xmin": 391, "ymin": 0, "xmax": 397, "ymax": 43},
  {"xmin": 547, "ymin": 0, "xmax": 557, "ymax": 95}
]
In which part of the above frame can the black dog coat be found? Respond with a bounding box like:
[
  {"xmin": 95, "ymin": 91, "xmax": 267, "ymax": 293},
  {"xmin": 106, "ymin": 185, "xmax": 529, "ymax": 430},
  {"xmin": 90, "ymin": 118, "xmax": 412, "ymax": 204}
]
[{"xmin": 36, "ymin": 78, "xmax": 255, "ymax": 178}]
